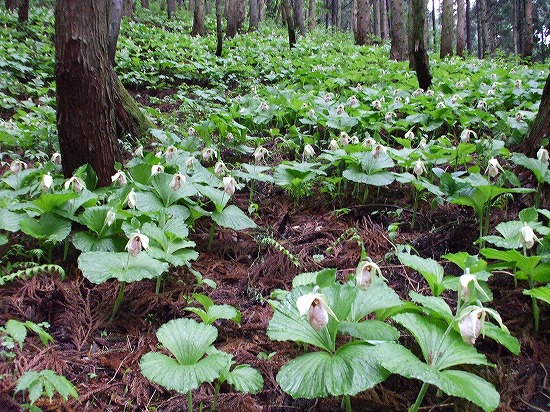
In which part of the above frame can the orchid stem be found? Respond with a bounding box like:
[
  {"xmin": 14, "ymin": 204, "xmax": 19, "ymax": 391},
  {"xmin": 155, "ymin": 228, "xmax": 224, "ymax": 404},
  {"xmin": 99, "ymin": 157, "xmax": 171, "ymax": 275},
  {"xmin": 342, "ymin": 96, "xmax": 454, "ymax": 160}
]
[
  {"xmin": 343, "ymin": 394, "xmax": 352, "ymax": 412},
  {"xmin": 110, "ymin": 281, "xmax": 126, "ymax": 321},
  {"xmin": 409, "ymin": 382, "xmax": 429, "ymax": 412},
  {"xmin": 187, "ymin": 390, "xmax": 193, "ymax": 412}
]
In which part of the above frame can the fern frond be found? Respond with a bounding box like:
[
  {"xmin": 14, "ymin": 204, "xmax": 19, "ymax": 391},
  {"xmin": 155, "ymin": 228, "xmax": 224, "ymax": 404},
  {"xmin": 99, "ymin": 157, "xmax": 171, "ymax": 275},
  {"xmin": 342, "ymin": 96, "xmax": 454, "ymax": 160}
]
[{"xmin": 0, "ymin": 264, "xmax": 65, "ymax": 285}]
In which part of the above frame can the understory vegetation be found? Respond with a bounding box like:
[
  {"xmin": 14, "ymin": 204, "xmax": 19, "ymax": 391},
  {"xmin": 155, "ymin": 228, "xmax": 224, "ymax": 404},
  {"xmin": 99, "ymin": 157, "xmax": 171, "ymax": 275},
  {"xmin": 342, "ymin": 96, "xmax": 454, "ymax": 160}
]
[{"xmin": 0, "ymin": 6, "xmax": 549, "ymax": 412}]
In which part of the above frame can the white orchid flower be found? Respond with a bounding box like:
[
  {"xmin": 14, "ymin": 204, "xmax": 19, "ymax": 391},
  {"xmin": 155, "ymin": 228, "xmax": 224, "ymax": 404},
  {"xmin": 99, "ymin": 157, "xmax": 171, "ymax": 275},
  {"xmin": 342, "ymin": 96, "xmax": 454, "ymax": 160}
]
[
  {"xmin": 355, "ymin": 260, "xmax": 382, "ymax": 291},
  {"xmin": 296, "ymin": 287, "xmax": 338, "ymax": 331},
  {"xmin": 202, "ymin": 147, "xmax": 217, "ymax": 162},
  {"xmin": 459, "ymin": 269, "xmax": 490, "ymax": 302},
  {"xmin": 253, "ymin": 146, "xmax": 269, "ymax": 163},
  {"xmin": 127, "ymin": 188, "xmax": 137, "ymax": 209},
  {"xmin": 460, "ymin": 129, "xmax": 477, "ymax": 143},
  {"xmin": 372, "ymin": 100, "xmax": 382, "ymax": 110},
  {"xmin": 170, "ymin": 173, "xmax": 187, "ymax": 190},
  {"xmin": 519, "ymin": 225, "xmax": 538, "ymax": 249},
  {"xmin": 64, "ymin": 176, "xmax": 85, "ymax": 192},
  {"xmin": 214, "ymin": 161, "xmax": 228, "ymax": 176},
  {"xmin": 111, "ymin": 171, "xmax": 127, "ymax": 186},
  {"xmin": 151, "ymin": 165, "xmax": 164, "ymax": 176},
  {"xmin": 40, "ymin": 173, "xmax": 53, "ymax": 192},
  {"xmin": 125, "ymin": 232, "xmax": 149, "ymax": 257},
  {"xmin": 185, "ymin": 156, "xmax": 196, "ymax": 169},
  {"xmin": 51, "ymin": 152, "xmax": 62, "ymax": 165},
  {"xmin": 10, "ymin": 160, "xmax": 26, "ymax": 174},
  {"xmin": 328, "ymin": 139, "xmax": 339, "ymax": 151},
  {"xmin": 223, "ymin": 176, "xmax": 237, "ymax": 196},
  {"xmin": 372, "ymin": 144, "xmax": 387, "ymax": 158},
  {"xmin": 339, "ymin": 132, "xmax": 350, "ymax": 146},
  {"xmin": 537, "ymin": 147, "xmax": 549, "ymax": 164},
  {"xmin": 458, "ymin": 306, "xmax": 508, "ymax": 345},
  {"xmin": 486, "ymin": 158, "xmax": 501, "ymax": 178},
  {"xmin": 404, "ymin": 129, "xmax": 415, "ymax": 141},
  {"xmin": 303, "ymin": 144, "xmax": 315, "ymax": 159},
  {"xmin": 413, "ymin": 160, "xmax": 427, "ymax": 177},
  {"xmin": 363, "ymin": 137, "xmax": 376, "ymax": 149},
  {"xmin": 105, "ymin": 209, "xmax": 116, "ymax": 227},
  {"xmin": 133, "ymin": 146, "xmax": 144, "ymax": 157},
  {"xmin": 165, "ymin": 145, "xmax": 178, "ymax": 161}
]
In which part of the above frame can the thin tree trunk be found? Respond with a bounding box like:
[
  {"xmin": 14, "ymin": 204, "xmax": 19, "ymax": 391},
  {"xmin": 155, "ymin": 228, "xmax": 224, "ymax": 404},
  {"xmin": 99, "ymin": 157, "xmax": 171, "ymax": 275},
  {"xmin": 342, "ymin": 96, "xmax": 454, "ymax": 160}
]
[
  {"xmin": 465, "ymin": 0, "xmax": 472, "ymax": 53},
  {"xmin": 380, "ymin": 0, "xmax": 388, "ymax": 40},
  {"xmin": 476, "ymin": 0, "xmax": 482, "ymax": 57},
  {"xmin": 373, "ymin": 0, "xmax": 380, "ymax": 37},
  {"xmin": 390, "ymin": 0, "xmax": 407, "ymax": 60},
  {"xmin": 249, "ymin": 0, "xmax": 259, "ymax": 31},
  {"xmin": 308, "ymin": 0, "xmax": 316, "ymax": 30},
  {"xmin": 56, "ymin": 0, "xmax": 118, "ymax": 187},
  {"xmin": 337, "ymin": 0, "xmax": 341, "ymax": 29},
  {"xmin": 5, "ymin": 0, "xmax": 17, "ymax": 11},
  {"xmin": 513, "ymin": 0, "xmax": 518, "ymax": 56},
  {"xmin": 258, "ymin": 0, "xmax": 264, "ymax": 20},
  {"xmin": 225, "ymin": 0, "xmax": 244, "ymax": 36},
  {"xmin": 108, "ymin": 0, "xmax": 123, "ymax": 65},
  {"xmin": 410, "ymin": 0, "xmax": 432, "ymax": 89},
  {"xmin": 294, "ymin": 0, "xmax": 306, "ymax": 35},
  {"xmin": 189, "ymin": 0, "xmax": 195, "ymax": 13},
  {"xmin": 122, "ymin": 0, "xmax": 132, "ymax": 17},
  {"xmin": 479, "ymin": 0, "xmax": 489, "ymax": 56},
  {"xmin": 440, "ymin": 0, "xmax": 453, "ymax": 58},
  {"xmin": 523, "ymin": 0, "xmax": 533, "ymax": 60},
  {"xmin": 282, "ymin": 0, "xmax": 296, "ymax": 48},
  {"xmin": 351, "ymin": 0, "xmax": 357, "ymax": 34},
  {"xmin": 355, "ymin": 0, "xmax": 368, "ymax": 45},
  {"xmin": 167, "ymin": 0, "xmax": 176, "ymax": 18},
  {"xmin": 191, "ymin": 0, "xmax": 206, "ymax": 35},
  {"xmin": 17, "ymin": 0, "xmax": 29, "ymax": 24},
  {"xmin": 141, "ymin": 0, "xmax": 149, "ymax": 8},
  {"xmin": 431, "ymin": 0, "xmax": 436, "ymax": 50},
  {"xmin": 215, "ymin": 0, "xmax": 223, "ymax": 55},
  {"xmin": 456, "ymin": 0, "xmax": 466, "ymax": 56}
]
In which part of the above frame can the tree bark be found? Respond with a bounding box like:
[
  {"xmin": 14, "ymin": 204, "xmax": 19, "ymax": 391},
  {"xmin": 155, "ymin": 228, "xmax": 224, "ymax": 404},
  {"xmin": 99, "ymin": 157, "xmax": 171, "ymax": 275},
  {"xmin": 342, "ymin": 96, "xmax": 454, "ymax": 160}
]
[
  {"xmin": 373, "ymin": 0, "xmax": 380, "ymax": 38},
  {"xmin": 108, "ymin": 0, "xmax": 123, "ymax": 65},
  {"xmin": 410, "ymin": 0, "xmax": 432, "ymax": 89},
  {"xmin": 440, "ymin": 0, "xmax": 453, "ymax": 58},
  {"xmin": 122, "ymin": 0, "xmax": 132, "ymax": 17},
  {"xmin": 191, "ymin": 0, "xmax": 206, "ymax": 35},
  {"xmin": 141, "ymin": 0, "xmax": 149, "ymax": 8},
  {"xmin": 167, "ymin": 0, "xmax": 176, "ymax": 18},
  {"xmin": 308, "ymin": 0, "xmax": 316, "ymax": 30},
  {"xmin": 258, "ymin": 0, "xmax": 264, "ymax": 20},
  {"xmin": 249, "ymin": 0, "xmax": 259, "ymax": 31},
  {"xmin": 380, "ymin": 0, "xmax": 388, "ymax": 40},
  {"xmin": 215, "ymin": 0, "xmax": 223, "ymax": 55},
  {"xmin": 355, "ymin": 0, "xmax": 367, "ymax": 45},
  {"xmin": 225, "ymin": 0, "xmax": 245, "ymax": 37},
  {"xmin": 282, "ymin": 0, "xmax": 296, "ymax": 48},
  {"xmin": 465, "ymin": 0, "xmax": 472, "ymax": 53},
  {"xmin": 390, "ymin": 0, "xmax": 407, "ymax": 60},
  {"xmin": 5, "ymin": 0, "xmax": 17, "ymax": 11},
  {"xmin": 479, "ymin": 0, "xmax": 489, "ymax": 56},
  {"xmin": 516, "ymin": 73, "xmax": 550, "ymax": 156},
  {"xmin": 56, "ymin": 0, "xmax": 119, "ymax": 187},
  {"xmin": 431, "ymin": 0, "xmax": 436, "ymax": 50},
  {"xmin": 17, "ymin": 0, "xmax": 29, "ymax": 24},
  {"xmin": 456, "ymin": 0, "xmax": 466, "ymax": 56},
  {"xmin": 294, "ymin": 0, "xmax": 305, "ymax": 35},
  {"xmin": 523, "ymin": 0, "xmax": 533, "ymax": 60}
]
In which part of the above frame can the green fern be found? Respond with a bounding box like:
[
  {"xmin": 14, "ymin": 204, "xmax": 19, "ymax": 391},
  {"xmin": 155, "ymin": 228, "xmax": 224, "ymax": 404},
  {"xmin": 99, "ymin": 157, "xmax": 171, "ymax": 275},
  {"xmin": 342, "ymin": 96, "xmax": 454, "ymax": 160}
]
[
  {"xmin": 252, "ymin": 230, "xmax": 301, "ymax": 267},
  {"xmin": 16, "ymin": 369, "xmax": 78, "ymax": 406},
  {"xmin": 325, "ymin": 228, "xmax": 364, "ymax": 256},
  {"xmin": 0, "ymin": 263, "xmax": 65, "ymax": 286}
]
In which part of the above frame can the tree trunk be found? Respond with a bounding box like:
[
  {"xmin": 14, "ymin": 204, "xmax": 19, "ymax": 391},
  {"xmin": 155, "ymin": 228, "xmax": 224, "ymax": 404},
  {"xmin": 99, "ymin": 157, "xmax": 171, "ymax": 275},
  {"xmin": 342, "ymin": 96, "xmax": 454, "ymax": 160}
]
[
  {"xmin": 108, "ymin": 0, "xmax": 123, "ymax": 65},
  {"xmin": 215, "ymin": 0, "xmax": 223, "ymax": 55},
  {"xmin": 189, "ymin": 0, "xmax": 195, "ymax": 13},
  {"xmin": 465, "ymin": 0, "xmax": 472, "ymax": 52},
  {"xmin": 440, "ymin": 0, "xmax": 453, "ymax": 58},
  {"xmin": 122, "ymin": 0, "xmax": 132, "ymax": 17},
  {"xmin": 516, "ymin": 73, "xmax": 550, "ymax": 157},
  {"xmin": 17, "ymin": 0, "xmax": 29, "ymax": 24},
  {"xmin": 167, "ymin": 0, "xmax": 176, "ymax": 18},
  {"xmin": 225, "ymin": 0, "xmax": 244, "ymax": 37},
  {"xmin": 355, "ymin": 0, "xmax": 368, "ymax": 45},
  {"xmin": 336, "ymin": 0, "xmax": 341, "ymax": 29},
  {"xmin": 294, "ymin": 0, "xmax": 306, "ymax": 35},
  {"xmin": 351, "ymin": 0, "xmax": 357, "ymax": 34},
  {"xmin": 5, "ymin": 0, "xmax": 17, "ymax": 11},
  {"xmin": 141, "ymin": 0, "xmax": 149, "ymax": 8},
  {"xmin": 56, "ymin": 0, "xmax": 118, "ymax": 187},
  {"xmin": 258, "ymin": 0, "xmax": 264, "ymax": 20},
  {"xmin": 410, "ymin": 0, "xmax": 432, "ymax": 89},
  {"xmin": 390, "ymin": 0, "xmax": 407, "ymax": 60},
  {"xmin": 282, "ymin": 0, "xmax": 296, "ymax": 48},
  {"xmin": 249, "ymin": 0, "xmax": 259, "ymax": 31},
  {"xmin": 308, "ymin": 0, "xmax": 316, "ymax": 30},
  {"xmin": 456, "ymin": 0, "xmax": 465, "ymax": 56},
  {"xmin": 431, "ymin": 0, "xmax": 436, "ymax": 50},
  {"xmin": 191, "ymin": 0, "xmax": 205, "ymax": 35},
  {"xmin": 380, "ymin": 0, "xmax": 388, "ymax": 40},
  {"xmin": 523, "ymin": 0, "xmax": 533, "ymax": 60},
  {"xmin": 373, "ymin": 0, "xmax": 380, "ymax": 38},
  {"xmin": 479, "ymin": 0, "xmax": 489, "ymax": 56}
]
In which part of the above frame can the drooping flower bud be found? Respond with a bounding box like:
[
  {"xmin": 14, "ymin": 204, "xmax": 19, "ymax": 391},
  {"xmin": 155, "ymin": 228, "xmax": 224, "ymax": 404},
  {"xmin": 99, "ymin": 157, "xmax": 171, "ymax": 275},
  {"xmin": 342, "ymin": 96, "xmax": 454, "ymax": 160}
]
[
  {"xmin": 413, "ymin": 160, "xmax": 427, "ymax": 177},
  {"xmin": 519, "ymin": 225, "xmax": 538, "ymax": 249},
  {"xmin": 40, "ymin": 173, "xmax": 53, "ymax": 192},
  {"xmin": 537, "ymin": 147, "xmax": 549, "ymax": 164},
  {"xmin": 486, "ymin": 158, "xmax": 501, "ymax": 178},
  {"xmin": 51, "ymin": 152, "xmax": 62, "ymax": 165},
  {"xmin": 64, "ymin": 176, "xmax": 85, "ymax": 192},
  {"xmin": 223, "ymin": 176, "xmax": 236, "ymax": 196},
  {"xmin": 253, "ymin": 146, "xmax": 269, "ymax": 163},
  {"xmin": 105, "ymin": 209, "xmax": 116, "ymax": 227},
  {"xmin": 111, "ymin": 171, "xmax": 127, "ymax": 186},
  {"xmin": 459, "ymin": 309, "xmax": 482, "ymax": 344},
  {"xmin": 10, "ymin": 160, "xmax": 26, "ymax": 174},
  {"xmin": 125, "ymin": 232, "xmax": 149, "ymax": 257},
  {"xmin": 151, "ymin": 165, "xmax": 164, "ymax": 176},
  {"xmin": 170, "ymin": 173, "xmax": 186, "ymax": 190},
  {"xmin": 296, "ymin": 287, "xmax": 337, "ymax": 331},
  {"xmin": 460, "ymin": 129, "xmax": 477, "ymax": 143},
  {"xmin": 355, "ymin": 260, "xmax": 381, "ymax": 291},
  {"xmin": 303, "ymin": 144, "xmax": 315, "ymax": 159},
  {"xmin": 127, "ymin": 188, "xmax": 137, "ymax": 209}
]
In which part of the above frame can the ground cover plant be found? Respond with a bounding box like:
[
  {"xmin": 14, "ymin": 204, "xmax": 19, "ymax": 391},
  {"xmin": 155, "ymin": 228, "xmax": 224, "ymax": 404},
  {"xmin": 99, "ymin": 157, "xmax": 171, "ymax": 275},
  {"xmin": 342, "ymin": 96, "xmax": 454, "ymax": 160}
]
[{"xmin": 1, "ymin": 5, "xmax": 549, "ymax": 412}]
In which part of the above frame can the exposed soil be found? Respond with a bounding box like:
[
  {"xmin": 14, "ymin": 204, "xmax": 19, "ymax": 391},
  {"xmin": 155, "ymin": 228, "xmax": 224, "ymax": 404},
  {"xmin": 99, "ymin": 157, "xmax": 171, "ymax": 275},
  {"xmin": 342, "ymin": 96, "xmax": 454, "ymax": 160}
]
[{"xmin": 0, "ymin": 181, "xmax": 549, "ymax": 412}]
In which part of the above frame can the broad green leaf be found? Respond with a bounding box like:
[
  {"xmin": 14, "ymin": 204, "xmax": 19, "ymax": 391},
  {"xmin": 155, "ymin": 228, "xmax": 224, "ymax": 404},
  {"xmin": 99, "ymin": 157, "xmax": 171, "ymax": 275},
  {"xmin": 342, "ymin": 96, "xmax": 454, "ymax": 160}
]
[
  {"xmin": 349, "ymin": 278, "xmax": 403, "ymax": 321},
  {"xmin": 483, "ymin": 322, "xmax": 520, "ymax": 355},
  {"xmin": 72, "ymin": 231, "xmax": 122, "ymax": 252},
  {"xmin": 338, "ymin": 320, "xmax": 400, "ymax": 343},
  {"xmin": 524, "ymin": 286, "xmax": 550, "ymax": 305},
  {"xmin": 409, "ymin": 292, "xmax": 454, "ymax": 321},
  {"xmin": 78, "ymin": 252, "xmax": 168, "ymax": 284},
  {"xmin": 211, "ymin": 205, "xmax": 256, "ymax": 230},
  {"xmin": 226, "ymin": 365, "xmax": 264, "ymax": 394},
  {"xmin": 32, "ymin": 192, "xmax": 78, "ymax": 213},
  {"xmin": 393, "ymin": 313, "xmax": 489, "ymax": 370},
  {"xmin": 276, "ymin": 343, "xmax": 389, "ymax": 398},
  {"xmin": 5, "ymin": 319, "xmax": 27, "ymax": 349},
  {"xmin": 292, "ymin": 268, "xmax": 337, "ymax": 288},
  {"xmin": 19, "ymin": 213, "xmax": 71, "ymax": 243},
  {"xmin": 0, "ymin": 208, "xmax": 24, "ymax": 232},
  {"xmin": 397, "ymin": 252, "xmax": 445, "ymax": 296}
]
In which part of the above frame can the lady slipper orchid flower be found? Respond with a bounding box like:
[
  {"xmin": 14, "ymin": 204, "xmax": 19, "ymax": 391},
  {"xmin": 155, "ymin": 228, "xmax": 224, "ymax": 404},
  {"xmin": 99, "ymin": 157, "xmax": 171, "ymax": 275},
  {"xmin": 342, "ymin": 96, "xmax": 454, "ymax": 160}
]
[
  {"xmin": 328, "ymin": 139, "xmax": 339, "ymax": 151},
  {"xmin": 404, "ymin": 129, "xmax": 415, "ymax": 140},
  {"xmin": 51, "ymin": 152, "xmax": 62, "ymax": 165},
  {"xmin": 355, "ymin": 260, "xmax": 382, "ymax": 291},
  {"xmin": 459, "ymin": 270, "xmax": 490, "ymax": 302},
  {"xmin": 372, "ymin": 100, "xmax": 382, "ymax": 110},
  {"xmin": 151, "ymin": 165, "xmax": 164, "ymax": 176},
  {"xmin": 111, "ymin": 171, "xmax": 127, "ymax": 186},
  {"xmin": 223, "ymin": 176, "xmax": 237, "ymax": 196},
  {"xmin": 64, "ymin": 176, "xmax": 85, "ymax": 192},
  {"xmin": 363, "ymin": 137, "xmax": 376, "ymax": 149},
  {"xmin": 185, "ymin": 156, "xmax": 196, "ymax": 169},
  {"xmin": 133, "ymin": 146, "xmax": 144, "ymax": 157},
  {"xmin": 170, "ymin": 173, "xmax": 186, "ymax": 190},
  {"xmin": 339, "ymin": 132, "xmax": 350, "ymax": 146},
  {"xmin": 253, "ymin": 146, "xmax": 269, "ymax": 163},
  {"xmin": 10, "ymin": 160, "xmax": 26, "ymax": 174},
  {"xmin": 486, "ymin": 158, "xmax": 501, "ymax": 178},
  {"xmin": 127, "ymin": 188, "xmax": 137, "ymax": 209},
  {"xmin": 519, "ymin": 225, "xmax": 538, "ymax": 249},
  {"xmin": 165, "ymin": 145, "xmax": 177, "ymax": 161},
  {"xmin": 214, "ymin": 161, "xmax": 228, "ymax": 176},
  {"xmin": 460, "ymin": 128, "xmax": 477, "ymax": 143},
  {"xmin": 125, "ymin": 232, "xmax": 149, "ymax": 257},
  {"xmin": 350, "ymin": 135, "xmax": 359, "ymax": 145},
  {"xmin": 40, "ymin": 173, "xmax": 53, "ymax": 192},
  {"xmin": 336, "ymin": 104, "xmax": 345, "ymax": 115},
  {"xmin": 202, "ymin": 147, "xmax": 216, "ymax": 162},
  {"xmin": 296, "ymin": 287, "xmax": 337, "ymax": 331},
  {"xmin": 413, "ymin": 160, "xmax": 427, "ymax": 177},
  {"xmin": 372, "ymin": 144, "xmax": 387, "ymax": 158},
  {"xmin": 458, "ymin": 306, "xmax": 508, "ymax": 345},
  {"xmin": 303, "ymin": 144, "xmax": 315, "ymax": 159},
  {"xmin": 537, "ymin": 147, "xmax": 549, "ymax": 164}
]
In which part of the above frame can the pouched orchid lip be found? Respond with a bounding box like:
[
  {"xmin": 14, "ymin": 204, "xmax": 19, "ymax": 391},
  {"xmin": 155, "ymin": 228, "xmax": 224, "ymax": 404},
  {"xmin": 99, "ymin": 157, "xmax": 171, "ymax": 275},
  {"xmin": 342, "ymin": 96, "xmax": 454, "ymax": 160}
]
[
  {"xmin": 64, "ymin": 176, "xmax": 85, "ymax": 191},
  {"xmin": 125, "ymin": 232, "xmax": 149, "ymax": 257},
  {"xmin": 296, "ymin": 287, "xmax": 338, "ymax": 322}
]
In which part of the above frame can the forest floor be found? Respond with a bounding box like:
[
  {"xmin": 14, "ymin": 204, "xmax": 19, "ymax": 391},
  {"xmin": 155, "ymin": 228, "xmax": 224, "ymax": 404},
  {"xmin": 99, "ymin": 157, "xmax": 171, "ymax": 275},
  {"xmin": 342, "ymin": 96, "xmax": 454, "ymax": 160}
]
[{"xmin": 0, "ymin": 175, "xmax": 549, "ymax": 412}]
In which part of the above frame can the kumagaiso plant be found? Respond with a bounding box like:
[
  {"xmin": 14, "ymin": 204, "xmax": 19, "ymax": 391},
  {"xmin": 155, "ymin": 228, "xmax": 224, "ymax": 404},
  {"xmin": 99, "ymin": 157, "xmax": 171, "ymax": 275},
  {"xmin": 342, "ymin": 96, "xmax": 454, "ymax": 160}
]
[{"xmin": 139, "ymin": 318, "xmax": 230, "ymax": 412}]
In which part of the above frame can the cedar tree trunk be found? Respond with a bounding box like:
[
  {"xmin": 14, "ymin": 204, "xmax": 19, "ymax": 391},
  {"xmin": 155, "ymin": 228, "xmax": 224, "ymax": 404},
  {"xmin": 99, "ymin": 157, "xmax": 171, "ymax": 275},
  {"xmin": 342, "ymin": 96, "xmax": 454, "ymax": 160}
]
[
  {"xmin": 191, "ymin": 0, "xmax": 206, "ymax": 35},
  {"xmin": 517, "ymin": 73, "xmax": 550, "ymax": 156},
  {"xmin": 215, "ymin": 0, "xmax": 223, "ymax": 55},
  {"xmin": 249, "ymin": 0, "xmax": 259, "ymax": 31},
  {"xmin": 389, "ymin": 0, "xmax": 407, "ymax": 60},
  {"xmin": 282, "ymin": 0, "xmax": 296, "ymax": 48},
  {"xmin": 308, "ymin": 0, "xmax": 316, "ymax": 30},
  {"xmin": 18, "ymin": 0, "xmax": 29, "ymax": 24},
  {"xmin": 440, "ymin": 0, "xmax": 453, "ymax": 58},
  {"xmin": 410, "ymin": 0, "xmax": 432, "ymax": 89},
  {"xmin": 456, "ymin": 0, "xmax": 466, "ymax": 56},
  {"xmin": 523, "ymin": 0, "xmax": 533, "ymax": 60}
]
